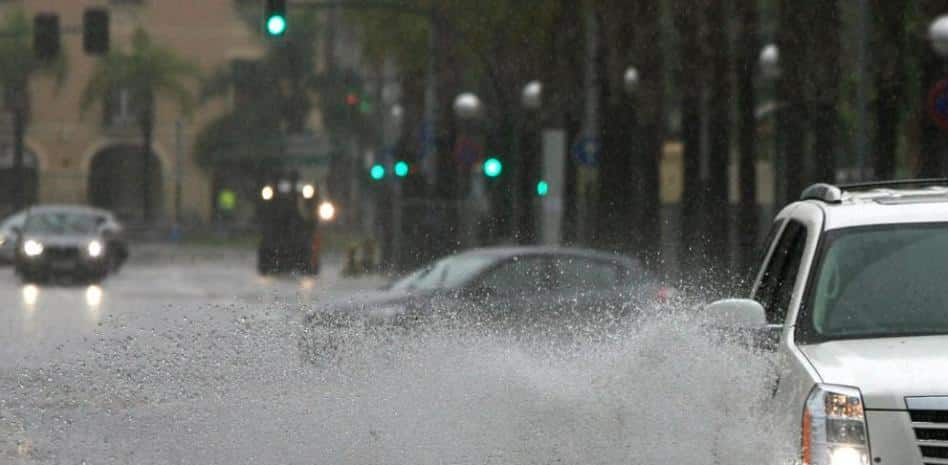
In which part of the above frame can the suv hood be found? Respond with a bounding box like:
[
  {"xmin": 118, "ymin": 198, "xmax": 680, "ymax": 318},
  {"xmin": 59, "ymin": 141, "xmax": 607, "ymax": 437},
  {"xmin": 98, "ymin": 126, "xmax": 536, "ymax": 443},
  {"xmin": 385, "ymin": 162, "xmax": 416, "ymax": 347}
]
[
  {"xmin": 24, "ymin": 234, "xmax": 99, "ymax": 248},
  {"xmin": 799, "ymin": 335, "xmax": 948, "ymax": 409}
]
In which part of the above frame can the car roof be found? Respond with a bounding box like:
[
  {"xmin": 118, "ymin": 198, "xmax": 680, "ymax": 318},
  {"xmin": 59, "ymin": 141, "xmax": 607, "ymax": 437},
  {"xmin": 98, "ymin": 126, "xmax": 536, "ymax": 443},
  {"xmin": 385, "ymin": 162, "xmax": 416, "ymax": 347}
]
[
  {"xmin": 796, "ymin": 182, "xmax": 948, "ymax": 230},
  {"xmin": 25, "ymin": 204, "xmax": 113, "ymax": 217},
  {"xmin": 455, "ymin": 246, "xmax": 639, "ymax": 265}
]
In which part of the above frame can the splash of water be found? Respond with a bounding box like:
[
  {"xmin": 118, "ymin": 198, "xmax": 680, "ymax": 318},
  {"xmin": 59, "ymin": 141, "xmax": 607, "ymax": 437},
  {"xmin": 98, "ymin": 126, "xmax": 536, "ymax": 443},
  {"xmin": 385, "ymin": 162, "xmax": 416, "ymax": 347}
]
[{"xmin": 0, "ymin": 301, "xmax": 794, "ymax": 465}]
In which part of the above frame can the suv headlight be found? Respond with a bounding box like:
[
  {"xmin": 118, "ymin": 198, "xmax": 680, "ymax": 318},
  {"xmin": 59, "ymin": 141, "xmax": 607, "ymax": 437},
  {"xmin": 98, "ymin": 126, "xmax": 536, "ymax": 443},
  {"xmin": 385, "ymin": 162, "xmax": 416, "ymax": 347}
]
[
  {"xmin": 803, "ymin": 384, "xmax": 870, "ymax": 465},
  {"xmin": 87, "ymin": 240, "xmax": 103, "ymax": 258},
  {"xmin": 23, "ymin": 239, "xmax": 43, "ymax": 257}
]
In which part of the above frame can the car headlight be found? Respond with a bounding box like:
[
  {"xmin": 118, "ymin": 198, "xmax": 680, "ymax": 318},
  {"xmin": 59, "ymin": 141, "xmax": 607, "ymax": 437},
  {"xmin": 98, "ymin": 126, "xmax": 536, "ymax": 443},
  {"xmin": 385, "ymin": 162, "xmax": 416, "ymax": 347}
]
[
  {"xmin": 803, "ymin": 384, "xmax": 870, "ymax": 465},
  {"xmin": 23, "ymin": 239, "xmax": 43, "ymax": 257},
  {"xmin": 87, "ymin": 240, "xmax": 103, "ymax": 258}
]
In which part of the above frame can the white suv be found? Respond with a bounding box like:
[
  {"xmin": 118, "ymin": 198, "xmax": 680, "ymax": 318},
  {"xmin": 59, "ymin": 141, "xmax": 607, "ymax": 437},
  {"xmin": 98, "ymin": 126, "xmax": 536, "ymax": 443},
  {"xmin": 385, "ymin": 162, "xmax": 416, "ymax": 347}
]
[{"xmin": 708, "ymin": 180, "xmax": 948, "ymax": 465}]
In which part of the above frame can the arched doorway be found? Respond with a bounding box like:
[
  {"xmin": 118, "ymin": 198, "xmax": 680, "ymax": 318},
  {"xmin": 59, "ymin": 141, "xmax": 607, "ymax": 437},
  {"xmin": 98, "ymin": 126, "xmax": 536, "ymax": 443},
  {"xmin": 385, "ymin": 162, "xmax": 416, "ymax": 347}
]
[
  {"xmin": 0, "ymin": 146, "xmax": 38, "ymax": 215},
  {"xmin": 88, "ymin": 145, "xmax": 163, "ymax": 221}
]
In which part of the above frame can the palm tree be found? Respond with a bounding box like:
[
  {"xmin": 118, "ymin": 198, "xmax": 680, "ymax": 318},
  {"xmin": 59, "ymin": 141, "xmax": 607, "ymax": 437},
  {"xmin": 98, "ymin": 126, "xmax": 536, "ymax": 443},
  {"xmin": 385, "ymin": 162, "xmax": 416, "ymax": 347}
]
[
  {"xmin": 80, "ymin": 29, "xmax": 199, "ymax": 222},
  {"xmin": 0, "ymin": 10, "xmax": 67, "ymax": 210}
]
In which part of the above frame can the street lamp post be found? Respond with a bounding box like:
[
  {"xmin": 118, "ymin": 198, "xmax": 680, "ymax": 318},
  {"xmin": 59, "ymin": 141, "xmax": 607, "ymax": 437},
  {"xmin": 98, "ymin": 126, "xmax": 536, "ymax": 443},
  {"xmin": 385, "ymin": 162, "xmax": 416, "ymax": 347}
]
[
  {"xmin": 759, "ymin": 43, "xmax": 782, "ymax": 204},
  {"xmin": 388, "ymin": 103, "xmax": 404, "ymax": 270},
  {"xmin": 519, "ymin": 80, "xmax": 544, "ymax": 244},
  {"xmin": 453, "ymin": 92, "xmax": 484, "ymax": 246}
]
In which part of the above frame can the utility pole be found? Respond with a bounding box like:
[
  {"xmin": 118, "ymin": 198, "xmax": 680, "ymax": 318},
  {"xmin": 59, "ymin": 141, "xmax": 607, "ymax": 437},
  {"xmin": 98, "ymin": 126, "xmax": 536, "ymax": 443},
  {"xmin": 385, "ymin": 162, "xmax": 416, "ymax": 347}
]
[{"xmin": 578, "ymin": 7, "xmax": 599, "ymax": 245}]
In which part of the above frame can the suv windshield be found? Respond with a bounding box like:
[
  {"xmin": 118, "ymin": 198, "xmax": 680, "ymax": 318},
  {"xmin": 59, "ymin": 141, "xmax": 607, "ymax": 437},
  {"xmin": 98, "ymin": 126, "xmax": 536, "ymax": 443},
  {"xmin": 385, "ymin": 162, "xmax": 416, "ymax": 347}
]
[
  {"xmin": 24, "ymin": 211, "xmax": 99, "ymax": 235},
  {"xmin": 803, "ymin": 223, "xmax": 948, "ymax": 341}
]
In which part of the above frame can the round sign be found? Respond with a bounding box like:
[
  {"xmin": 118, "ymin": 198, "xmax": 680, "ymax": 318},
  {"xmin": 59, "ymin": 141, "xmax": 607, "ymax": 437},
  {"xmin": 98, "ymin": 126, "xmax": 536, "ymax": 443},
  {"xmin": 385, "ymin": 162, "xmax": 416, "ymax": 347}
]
[
  {"xmin": 572, "ymin": 137, "xmax": 602, "ymax": 166},
  {"xmin": 929, "ymin": 79, "xmax": 948, "ymax": 131}
]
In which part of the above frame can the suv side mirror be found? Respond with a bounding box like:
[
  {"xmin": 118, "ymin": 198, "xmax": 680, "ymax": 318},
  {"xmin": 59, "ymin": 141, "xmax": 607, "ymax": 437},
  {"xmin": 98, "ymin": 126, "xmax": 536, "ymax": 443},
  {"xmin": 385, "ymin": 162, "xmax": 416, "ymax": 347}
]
[
  {"xmin": 705, "ymin": 298, "xmax": 766, "ymax": 328},
  {"xmin": 9, "ymin": 225, "xmax": 21, "ymax": 237}
]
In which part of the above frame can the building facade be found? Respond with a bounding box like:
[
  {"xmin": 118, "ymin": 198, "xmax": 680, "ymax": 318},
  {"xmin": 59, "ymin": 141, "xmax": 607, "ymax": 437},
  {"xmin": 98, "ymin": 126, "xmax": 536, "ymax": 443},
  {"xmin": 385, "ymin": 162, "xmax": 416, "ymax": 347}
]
[{"xmin": 1, "ymin": 0, "xmax": 270, "ymax": 225}]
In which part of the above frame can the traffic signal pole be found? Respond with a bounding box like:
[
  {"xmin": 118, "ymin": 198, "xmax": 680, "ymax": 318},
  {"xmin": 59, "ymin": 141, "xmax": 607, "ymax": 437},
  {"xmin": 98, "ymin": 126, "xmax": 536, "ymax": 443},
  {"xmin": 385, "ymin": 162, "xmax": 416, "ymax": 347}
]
[{"xmin": 294, "ymin": 1, "xmax": 439, "ymax": 188}]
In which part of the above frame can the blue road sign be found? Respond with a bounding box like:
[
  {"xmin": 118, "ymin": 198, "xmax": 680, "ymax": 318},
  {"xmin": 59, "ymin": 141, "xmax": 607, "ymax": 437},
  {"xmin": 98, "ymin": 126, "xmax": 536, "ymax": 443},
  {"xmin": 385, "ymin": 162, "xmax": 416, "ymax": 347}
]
[{"xmin": 572, "ymin": 137, "xmax": 602, "ymax": 166}]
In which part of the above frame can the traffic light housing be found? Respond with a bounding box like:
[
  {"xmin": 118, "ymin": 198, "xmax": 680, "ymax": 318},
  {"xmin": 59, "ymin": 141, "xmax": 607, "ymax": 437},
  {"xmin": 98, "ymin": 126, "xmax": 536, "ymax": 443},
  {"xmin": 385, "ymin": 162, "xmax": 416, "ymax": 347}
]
[
  {"xmin": 265, "ymin": 0, "xmax": 287, "ymax": 36},
  {"xmin": 33, "ymin": 13, "xmax": 60, "ymax": 60},
  {"xmin": 83, "ymin": 8, "xmax": 109, "ymax": 55}
]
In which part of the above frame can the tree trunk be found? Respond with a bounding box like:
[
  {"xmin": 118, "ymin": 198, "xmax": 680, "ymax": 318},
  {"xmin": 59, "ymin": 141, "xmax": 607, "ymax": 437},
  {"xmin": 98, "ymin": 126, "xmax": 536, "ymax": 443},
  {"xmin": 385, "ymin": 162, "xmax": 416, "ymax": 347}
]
[
  {"xmin": 12, "ymin": 105, "xmax": 26, "ymax": 211},
  {"xmin": 736, "ymin": 0, "xmax": 760, "ymax": 280},
  {"xmin": 809, "ymin": 0, "xmax": 840, "ymax": 184},
  {"xmin": 141, "ymin": 108, "xmax": 154, "ymax": 223},
  {"xmin": 594, "ymin": 0, "xmax": 637, "ymax": 252},
  {"xmin": 706, "ymin": 0, "xmax": 732, "ymax": 275},
  {"xmin": 871, "ymin": 0, "xmax": 907, "ymax": 180},
  {"xmin": 633, "ymin": 0, "xmax": 665, "ymax": 266},
  {"xmin": 777, "ymin": 0, "xmax": 808, "ymax": 203},
  {"xmin": 676, "ymin": 2, "xmax": 705, "ymax": 274},
  {"xmin": 7, "ymin": 82, "xmax": 29, "ymax": 211}
]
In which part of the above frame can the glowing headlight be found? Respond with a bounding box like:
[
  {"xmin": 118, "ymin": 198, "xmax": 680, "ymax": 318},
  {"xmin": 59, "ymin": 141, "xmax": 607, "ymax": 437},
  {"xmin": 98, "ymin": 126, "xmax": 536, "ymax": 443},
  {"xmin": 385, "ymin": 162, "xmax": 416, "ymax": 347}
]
[
  {"xmin": 87, "ymin": 240, "xmax": 103, "ymax": 258},
  {"xmin": 318, "ymin": 201, "xmax": 336, "ymax": 221},
  {"xmin": 23, "ymin": 239, "xmax": 43, "ymax": 257},
  {"xmin": 301, "ymin": 183, "xmax": 315, "ymax": 199},
  {"xmin": 803, "ymin": 384, "xmax": 870, "ymax": 465},
  {"xmin": 261, "ymin": 185, "xmax": 274, "ymax": 201}
]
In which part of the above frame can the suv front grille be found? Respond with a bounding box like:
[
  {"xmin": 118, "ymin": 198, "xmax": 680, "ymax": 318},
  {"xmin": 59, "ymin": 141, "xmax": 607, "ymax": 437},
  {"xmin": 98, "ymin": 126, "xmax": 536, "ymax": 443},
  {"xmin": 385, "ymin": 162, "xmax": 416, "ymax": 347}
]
[
  {"xmin": 910, "ymin": 410, "xmax": 948, "ymax": 465},
  {"xmin": 44, "ymin": 246, "xmax": 79, "ymax": 260}
]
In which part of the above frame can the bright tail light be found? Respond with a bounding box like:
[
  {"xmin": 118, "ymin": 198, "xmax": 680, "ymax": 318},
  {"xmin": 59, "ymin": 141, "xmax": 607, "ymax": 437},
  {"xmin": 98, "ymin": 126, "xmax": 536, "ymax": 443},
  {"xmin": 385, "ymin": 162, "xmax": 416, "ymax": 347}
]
[{"xmin": 803, "ymin": 384, "xmax": 870, "ymax": 465}]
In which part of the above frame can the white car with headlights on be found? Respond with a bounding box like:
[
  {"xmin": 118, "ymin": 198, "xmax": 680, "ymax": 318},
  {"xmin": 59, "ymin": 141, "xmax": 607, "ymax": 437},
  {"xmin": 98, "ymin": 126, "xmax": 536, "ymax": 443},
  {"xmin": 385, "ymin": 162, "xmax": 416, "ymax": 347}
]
[
  {"xmin": 13, "ymin": 206, "xmax": 118, "ymax": 283},
  {"xmin": 707, "ymin": 180, "xmax": 948, "ymax": 465}
]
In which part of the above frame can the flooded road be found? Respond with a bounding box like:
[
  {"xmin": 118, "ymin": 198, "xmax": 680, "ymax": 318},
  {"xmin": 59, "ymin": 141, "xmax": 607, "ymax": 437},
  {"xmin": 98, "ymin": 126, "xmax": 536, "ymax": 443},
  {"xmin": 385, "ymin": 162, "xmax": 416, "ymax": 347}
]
[{"xmin": 0, "ymin": 245, "xmax": 790, "ymax": 465}]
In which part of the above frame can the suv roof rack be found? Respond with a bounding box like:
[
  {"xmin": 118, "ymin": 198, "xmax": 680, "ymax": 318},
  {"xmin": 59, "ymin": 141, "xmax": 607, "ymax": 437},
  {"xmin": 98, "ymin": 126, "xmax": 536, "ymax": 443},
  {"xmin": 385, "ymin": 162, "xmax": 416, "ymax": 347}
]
[
  {"xmin": 800, "ymin": 183, "xmax": 843, "ymax": 203},
  {"xmin": 801, "ymin": 179, "xmax": 948, "ymax": 203}
]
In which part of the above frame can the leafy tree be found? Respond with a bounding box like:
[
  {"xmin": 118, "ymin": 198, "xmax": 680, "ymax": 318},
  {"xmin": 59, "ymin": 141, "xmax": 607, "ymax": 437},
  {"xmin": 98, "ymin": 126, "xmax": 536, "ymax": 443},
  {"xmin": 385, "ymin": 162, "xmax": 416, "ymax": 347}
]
[
  {"xmin": 80, "ymin": 29, "xmax": 199, "ymax": 222},
  {"xmin": 0, "ymin": 10, "xmax": 67, "ymax": 210}
]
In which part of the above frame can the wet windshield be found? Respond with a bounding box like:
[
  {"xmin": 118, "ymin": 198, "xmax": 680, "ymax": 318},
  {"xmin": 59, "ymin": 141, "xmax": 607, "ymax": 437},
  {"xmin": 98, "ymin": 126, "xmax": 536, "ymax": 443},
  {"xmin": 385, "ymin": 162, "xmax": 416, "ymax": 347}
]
[
  {"xmin": 23, "ymin": 212, "xmax": 99, "ymax": 235},
  {"xmin": 389, "ymin": 254, "xmax": 497, "ymax": 291},
  {"xmin": 806, "ymin": 224, "xmax": 948, "ymax": 340}
]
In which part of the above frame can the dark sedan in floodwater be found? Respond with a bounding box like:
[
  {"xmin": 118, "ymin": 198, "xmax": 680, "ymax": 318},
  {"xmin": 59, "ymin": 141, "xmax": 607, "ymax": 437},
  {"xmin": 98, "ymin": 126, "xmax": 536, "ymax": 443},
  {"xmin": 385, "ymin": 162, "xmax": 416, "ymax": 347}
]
[
  {"xmin": 13, "ymin": 205, "xmax": 128, "ymax": 283},
  {"xmin": 301, "ymin": 246, "xmax": 671, "ymax": 359}
]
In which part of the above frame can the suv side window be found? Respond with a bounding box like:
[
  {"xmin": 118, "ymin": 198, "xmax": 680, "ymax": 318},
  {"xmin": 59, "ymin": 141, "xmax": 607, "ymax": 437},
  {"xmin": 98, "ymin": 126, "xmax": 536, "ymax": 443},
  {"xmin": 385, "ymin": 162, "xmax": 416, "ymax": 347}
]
[{"xmin": 754, "ymin": 220, "xmax": 808, "ymax": 324}]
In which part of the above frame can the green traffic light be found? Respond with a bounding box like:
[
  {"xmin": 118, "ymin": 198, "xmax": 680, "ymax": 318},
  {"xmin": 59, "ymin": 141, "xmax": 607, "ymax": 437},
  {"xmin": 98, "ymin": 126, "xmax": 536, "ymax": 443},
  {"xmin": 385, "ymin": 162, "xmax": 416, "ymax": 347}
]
[
  {"xmin": 394, "ymin": 161, "xmax": 409, "ymax": 177},
  {"xmin": 266, "ymin": 15, "xmax": 287, "ymax": 36},
  {"xmin": 483, "ymin": 157, "xmax": 503, "ymax": 178},
  {"xmin": 536, "ymin": 180, "xmax": 549, "ymax": 197},
  {"xmin": 370, "ymin": 164, "xmax": 385, "ymax": 180}
]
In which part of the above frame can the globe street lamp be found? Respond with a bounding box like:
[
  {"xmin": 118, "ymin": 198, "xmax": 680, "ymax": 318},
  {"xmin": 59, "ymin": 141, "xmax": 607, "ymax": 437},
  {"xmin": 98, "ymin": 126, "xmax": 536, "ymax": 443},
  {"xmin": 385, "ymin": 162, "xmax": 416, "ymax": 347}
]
[
  {"xmin": 522, "ymin": 81, "xmax": 543, "ymax": 110},
  {"xmin": 930, "ymin": 15, "xmax": 948, "ymax": 58},
  {"xmin": 390, "ymin": 104, "xmax": 404, "ymax": 123},
  {"xmin": 759, "ymin": 43, "xmax": 780, "ymax": 80},
  {"xmin": 624, "ymin": 67, "xmax": 639, "ymax": 95},
  {"xmin": 453, "ymin": 92, "xmax": 483, "ymax": 120}
]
